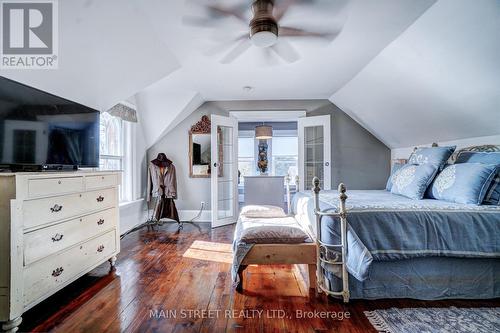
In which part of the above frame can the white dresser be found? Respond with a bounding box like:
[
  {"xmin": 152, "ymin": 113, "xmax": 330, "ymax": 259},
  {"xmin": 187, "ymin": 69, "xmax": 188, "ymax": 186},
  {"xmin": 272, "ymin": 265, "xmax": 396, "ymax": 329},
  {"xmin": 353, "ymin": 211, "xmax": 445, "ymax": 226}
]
[{"xmin": 0, "ymin": 171, "xmax": 121, "ymax": 333}]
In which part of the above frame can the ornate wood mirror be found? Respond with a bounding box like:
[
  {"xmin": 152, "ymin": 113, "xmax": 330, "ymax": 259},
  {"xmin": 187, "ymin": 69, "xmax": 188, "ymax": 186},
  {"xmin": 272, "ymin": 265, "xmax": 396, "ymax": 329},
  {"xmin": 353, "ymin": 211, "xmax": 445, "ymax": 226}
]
[{"xmin": 189, "ymin": 116, "xmax": 222, "ymax": 178}]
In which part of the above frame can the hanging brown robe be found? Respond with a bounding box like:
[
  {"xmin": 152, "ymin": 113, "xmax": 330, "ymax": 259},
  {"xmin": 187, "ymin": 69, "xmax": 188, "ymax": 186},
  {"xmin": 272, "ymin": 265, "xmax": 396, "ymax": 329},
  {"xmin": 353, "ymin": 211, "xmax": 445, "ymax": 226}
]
[{"xmin": 148, "ymin": 153, "xmax": 180, "ymax": 223}]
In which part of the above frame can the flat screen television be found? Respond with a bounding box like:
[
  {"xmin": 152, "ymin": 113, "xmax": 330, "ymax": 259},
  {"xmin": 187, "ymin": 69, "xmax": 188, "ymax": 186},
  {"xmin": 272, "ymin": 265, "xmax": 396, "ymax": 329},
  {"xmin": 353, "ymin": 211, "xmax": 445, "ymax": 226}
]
[{"xmin": 0, "ymin": 76, "xmax": 100, "ymax": 171}]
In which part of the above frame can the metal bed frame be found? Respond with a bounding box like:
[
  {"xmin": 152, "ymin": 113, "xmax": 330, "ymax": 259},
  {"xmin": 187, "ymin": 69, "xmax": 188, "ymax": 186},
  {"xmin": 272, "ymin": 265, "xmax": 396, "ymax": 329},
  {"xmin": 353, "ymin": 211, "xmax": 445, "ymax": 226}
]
[
  {"xmin": 285, "ymin": 176, "xmax": 350, "ymax": 302},
  {"xmin": 312, "ymin": 177, "xmax": 349, "ymax": 302}
]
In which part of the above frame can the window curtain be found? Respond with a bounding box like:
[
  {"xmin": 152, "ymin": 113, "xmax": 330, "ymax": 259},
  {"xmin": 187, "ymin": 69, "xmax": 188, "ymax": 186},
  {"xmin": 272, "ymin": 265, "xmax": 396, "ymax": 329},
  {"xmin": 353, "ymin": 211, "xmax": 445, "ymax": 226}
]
[{"xmin": 105, "ymin": 103, "xmax": 137, "ymax": 123}]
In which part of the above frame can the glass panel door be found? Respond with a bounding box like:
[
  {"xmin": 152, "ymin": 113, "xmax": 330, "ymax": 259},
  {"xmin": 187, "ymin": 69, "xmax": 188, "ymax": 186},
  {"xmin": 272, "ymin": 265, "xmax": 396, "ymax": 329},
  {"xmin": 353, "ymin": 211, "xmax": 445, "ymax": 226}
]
[
  {"xmin": 211, "ymin": 115, "xmax": 238, "ymax": 228},
  {"xmin": 298, "ymin": 115, "xmax": 331, "ymax": 191}
]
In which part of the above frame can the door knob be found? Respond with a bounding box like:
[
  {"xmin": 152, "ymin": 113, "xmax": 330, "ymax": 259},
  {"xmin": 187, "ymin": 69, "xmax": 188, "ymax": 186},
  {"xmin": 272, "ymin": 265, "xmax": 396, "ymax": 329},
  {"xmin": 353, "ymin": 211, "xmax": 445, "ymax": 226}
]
[{"xmin": 325, "ymin": 162, "xmax": 330, "ymax": 167}]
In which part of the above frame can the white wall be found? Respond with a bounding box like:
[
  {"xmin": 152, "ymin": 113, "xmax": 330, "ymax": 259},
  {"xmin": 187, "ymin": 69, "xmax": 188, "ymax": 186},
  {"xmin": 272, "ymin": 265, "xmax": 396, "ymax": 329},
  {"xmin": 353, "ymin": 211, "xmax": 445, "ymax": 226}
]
[
  {"xmin": 118, "ymin": 100, "xmax": 150, "ymax": 234},
  {"xmin": 135, "ymin": 84, "xmax": 204, "ymax": 147},
  {"xmin": 391, "ymin": 134, "xmax": 500, "ymax": 160}
]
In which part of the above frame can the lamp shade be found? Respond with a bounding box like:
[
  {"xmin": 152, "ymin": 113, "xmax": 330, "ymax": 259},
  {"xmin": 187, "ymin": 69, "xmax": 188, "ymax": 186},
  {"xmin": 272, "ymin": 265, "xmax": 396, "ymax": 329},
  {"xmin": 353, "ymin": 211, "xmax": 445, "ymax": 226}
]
[{"xmin": 255, "ymin": 125, "xmax": 273, "ymax": 139}]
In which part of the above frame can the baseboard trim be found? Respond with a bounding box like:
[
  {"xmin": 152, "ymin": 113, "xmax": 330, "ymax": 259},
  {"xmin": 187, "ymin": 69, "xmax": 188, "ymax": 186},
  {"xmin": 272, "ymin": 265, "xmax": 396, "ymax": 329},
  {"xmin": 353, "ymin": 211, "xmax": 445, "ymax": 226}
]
[{"xmin": 179, "ymin": 210, "xmax": 211, "ymax": 223}]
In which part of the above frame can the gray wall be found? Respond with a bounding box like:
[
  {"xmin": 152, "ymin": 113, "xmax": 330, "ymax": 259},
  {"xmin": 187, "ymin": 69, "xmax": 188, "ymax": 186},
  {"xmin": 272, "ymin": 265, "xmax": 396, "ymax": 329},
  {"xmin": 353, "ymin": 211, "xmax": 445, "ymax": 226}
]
[
  {"xmin": 148, "ymin": 100, "xmax": 390, "ymax": 211},
  {"xmin": 309, "ymin": 102, "xmax": 390, "ymax": 190}
]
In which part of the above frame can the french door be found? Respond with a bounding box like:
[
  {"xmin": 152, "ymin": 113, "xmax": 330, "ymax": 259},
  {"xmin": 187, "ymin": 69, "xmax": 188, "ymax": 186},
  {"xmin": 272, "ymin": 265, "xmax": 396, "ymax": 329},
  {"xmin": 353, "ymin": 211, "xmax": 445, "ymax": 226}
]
[
  {"xmin": 298, "ymin": 115, "xmax": 331, "ymax": 191},
  {"xmin": 211, "ymin": 115, "xmax": 238, "ymax": 228}
]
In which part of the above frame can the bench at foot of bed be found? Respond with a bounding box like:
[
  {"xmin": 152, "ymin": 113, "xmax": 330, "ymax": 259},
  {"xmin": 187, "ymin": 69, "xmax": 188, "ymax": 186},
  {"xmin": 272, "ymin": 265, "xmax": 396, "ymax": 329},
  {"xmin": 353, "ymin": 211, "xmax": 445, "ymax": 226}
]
[{"xmin": 237, "ymin": 243, "xmax": 317, "ymax": 292}]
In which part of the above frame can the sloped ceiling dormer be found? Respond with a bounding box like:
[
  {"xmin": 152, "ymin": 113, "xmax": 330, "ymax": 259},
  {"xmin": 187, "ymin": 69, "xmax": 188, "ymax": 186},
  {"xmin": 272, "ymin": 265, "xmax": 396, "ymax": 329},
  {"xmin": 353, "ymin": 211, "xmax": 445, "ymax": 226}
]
[
  {"xmin": 331, "ymin": 0, "xmax": 500, "ymax": 148},
  {"xmin": 2, "ymin": 0, "xmax": 498, "ymax": 149},
  {"xmin": 1, "ymin": 0, "xmax": 181, "ymax": 111}
]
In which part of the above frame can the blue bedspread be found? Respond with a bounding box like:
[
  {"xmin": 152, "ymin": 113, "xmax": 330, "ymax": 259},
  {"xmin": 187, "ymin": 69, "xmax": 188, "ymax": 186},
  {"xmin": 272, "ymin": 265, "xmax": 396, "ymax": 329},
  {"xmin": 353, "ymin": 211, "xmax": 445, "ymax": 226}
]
[{"xmin": 292, "ymin": 190, "xmax": 500, "ymax": 281}]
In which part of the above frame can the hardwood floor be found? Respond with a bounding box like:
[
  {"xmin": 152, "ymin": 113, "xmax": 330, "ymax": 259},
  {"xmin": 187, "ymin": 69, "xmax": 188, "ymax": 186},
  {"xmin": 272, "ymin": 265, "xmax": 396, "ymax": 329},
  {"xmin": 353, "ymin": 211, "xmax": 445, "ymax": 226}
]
[{"xmin": 20, "ymin": 222, "xmax": 499, "ymax": 333}]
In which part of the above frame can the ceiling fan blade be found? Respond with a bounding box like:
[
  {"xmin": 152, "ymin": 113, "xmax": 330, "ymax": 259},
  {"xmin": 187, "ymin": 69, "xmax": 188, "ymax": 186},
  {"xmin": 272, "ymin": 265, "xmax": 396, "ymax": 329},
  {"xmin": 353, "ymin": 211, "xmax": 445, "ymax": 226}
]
[
  {"xmin": 270, "ymin": 39, "xmax": 300, "ymax": 63},
  {"xmin": 204, "ymin": 33, "xmax": 249, "ymax": 57},
  {"xmin": 206, "ymin": 4, "xmax": 247, "ymax": 22},
  {"xmin": 280, "ymin": 25, "xmax": 342, "ymax": 41},
  {"xmin": 184, "ymin": 0, "xmax": 248, "ymax": 25},
  {"xmin": 220, "ymin": 38, "xmax": 252, "ymax": 64},
  {"xmin": 273, "ymin": 0, "xmax": 296, "ymax": 22}
]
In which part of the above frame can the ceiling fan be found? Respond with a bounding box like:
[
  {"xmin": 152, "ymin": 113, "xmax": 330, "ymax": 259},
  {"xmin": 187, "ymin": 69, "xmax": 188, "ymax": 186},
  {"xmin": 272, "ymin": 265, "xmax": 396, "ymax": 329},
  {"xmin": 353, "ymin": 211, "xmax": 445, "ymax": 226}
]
[{"xmin": 183, "ymin": 0, "xmax": 347, "ymax": 64}]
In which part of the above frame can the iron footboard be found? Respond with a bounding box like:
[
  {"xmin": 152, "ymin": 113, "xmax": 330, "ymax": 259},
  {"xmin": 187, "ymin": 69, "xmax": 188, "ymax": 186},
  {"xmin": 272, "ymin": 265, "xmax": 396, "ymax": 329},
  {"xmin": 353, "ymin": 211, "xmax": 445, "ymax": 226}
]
[{"xmin": 312, "ymin": 177, "xmax": 350, "ymax": 303}]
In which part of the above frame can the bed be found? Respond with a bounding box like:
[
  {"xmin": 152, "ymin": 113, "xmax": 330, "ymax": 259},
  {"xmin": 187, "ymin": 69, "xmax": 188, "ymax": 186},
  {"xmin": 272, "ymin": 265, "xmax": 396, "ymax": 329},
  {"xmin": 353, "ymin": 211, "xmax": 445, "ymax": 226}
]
[{"xmin": 291, "ymin": 185, "xmax": 500, "ymax": 300}]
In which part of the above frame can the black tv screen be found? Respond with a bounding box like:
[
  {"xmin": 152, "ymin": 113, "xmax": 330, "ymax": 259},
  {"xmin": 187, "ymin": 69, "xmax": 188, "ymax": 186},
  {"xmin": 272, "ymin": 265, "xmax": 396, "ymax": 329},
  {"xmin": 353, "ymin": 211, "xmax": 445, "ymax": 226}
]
[{"xmin": 0, "ymin": 76, "xmax": 100, "ymax": 169}]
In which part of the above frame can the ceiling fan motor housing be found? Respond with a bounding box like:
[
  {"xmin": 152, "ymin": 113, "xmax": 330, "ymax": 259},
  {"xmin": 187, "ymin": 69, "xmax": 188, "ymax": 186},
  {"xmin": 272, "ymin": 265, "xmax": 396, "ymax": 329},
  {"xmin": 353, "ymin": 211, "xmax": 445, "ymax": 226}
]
[{"xmin": 250, "ymin": 0, "xmax": 279, "ymax": 47}]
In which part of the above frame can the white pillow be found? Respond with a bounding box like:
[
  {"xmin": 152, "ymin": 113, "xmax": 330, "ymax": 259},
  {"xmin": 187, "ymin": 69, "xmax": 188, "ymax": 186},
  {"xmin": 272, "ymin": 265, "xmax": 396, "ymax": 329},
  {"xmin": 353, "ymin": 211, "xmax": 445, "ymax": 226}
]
[{"xmin": 240, "ymin": 205, "xmax": 286, "ymax": 218}]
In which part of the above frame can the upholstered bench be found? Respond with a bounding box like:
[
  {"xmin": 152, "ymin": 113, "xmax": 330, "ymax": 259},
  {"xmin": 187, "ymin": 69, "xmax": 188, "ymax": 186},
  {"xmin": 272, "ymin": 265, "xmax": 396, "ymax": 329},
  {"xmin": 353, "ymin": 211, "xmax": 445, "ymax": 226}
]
[{"xmin": 233, "ymin": 205, "xmax": 317, "ymax": 292}]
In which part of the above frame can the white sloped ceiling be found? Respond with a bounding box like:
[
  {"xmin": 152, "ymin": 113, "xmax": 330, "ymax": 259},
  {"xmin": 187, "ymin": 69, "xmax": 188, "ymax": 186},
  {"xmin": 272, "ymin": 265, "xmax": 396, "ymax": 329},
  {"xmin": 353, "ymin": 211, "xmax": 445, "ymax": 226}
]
[
  {"xmin": 1, "ymin": 0, "xmax": 181, "ymax": 111},
  {"xmin": 331, "ymin": 0, "xmax": 500, "ymax": 148}
]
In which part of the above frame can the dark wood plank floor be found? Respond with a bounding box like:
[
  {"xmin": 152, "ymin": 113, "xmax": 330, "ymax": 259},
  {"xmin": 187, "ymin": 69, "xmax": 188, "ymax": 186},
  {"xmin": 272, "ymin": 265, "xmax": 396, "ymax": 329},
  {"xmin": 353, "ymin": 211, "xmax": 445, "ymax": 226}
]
[{"xmin": 20, "ymin": 223, "xmax": 499, "ymax": 333}]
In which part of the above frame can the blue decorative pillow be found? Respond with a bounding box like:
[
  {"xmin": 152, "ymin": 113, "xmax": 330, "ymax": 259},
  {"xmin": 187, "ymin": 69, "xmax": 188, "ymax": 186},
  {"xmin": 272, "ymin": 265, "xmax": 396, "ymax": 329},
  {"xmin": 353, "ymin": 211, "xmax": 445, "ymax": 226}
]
[
  {"xmin": 385, "ymin": 162, "xmax": 404, "ymax": 191},
  {"xmin": 390, "ymin": 164, "xmax": 438, "ymax": 200},
  {"xmin": 408, "ymin": 146, "xmax": 456, "ymax": 168},
  {"xmin": 483, "ymin": 173, "xmax": 500, "ymax": 205},
  {"xmin": 427, "ymin": 163, "xmax": 498, "ymax": 205},
  {"xmin": 455, "ymin": 151, "xmax": 500, "ymax": 164},
  {"xmin": 454, "ymin": 151, "xmax": 500, "ymax": 205}
]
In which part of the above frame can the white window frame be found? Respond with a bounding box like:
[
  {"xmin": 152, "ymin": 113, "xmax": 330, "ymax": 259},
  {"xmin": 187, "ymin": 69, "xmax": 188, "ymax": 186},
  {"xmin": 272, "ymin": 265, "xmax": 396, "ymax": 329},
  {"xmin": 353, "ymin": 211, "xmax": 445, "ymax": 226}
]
[{"xmin": 99, "ymin": 113, "xmax": 135, "ymax": 203}]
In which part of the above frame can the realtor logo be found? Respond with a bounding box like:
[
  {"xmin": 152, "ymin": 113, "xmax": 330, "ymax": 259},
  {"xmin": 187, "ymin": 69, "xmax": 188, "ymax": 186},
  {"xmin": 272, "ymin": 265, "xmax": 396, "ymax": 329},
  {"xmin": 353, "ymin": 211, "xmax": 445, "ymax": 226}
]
[{"xmin": 1, "ymin": 0, "xmax": 58, "ymax": 69}]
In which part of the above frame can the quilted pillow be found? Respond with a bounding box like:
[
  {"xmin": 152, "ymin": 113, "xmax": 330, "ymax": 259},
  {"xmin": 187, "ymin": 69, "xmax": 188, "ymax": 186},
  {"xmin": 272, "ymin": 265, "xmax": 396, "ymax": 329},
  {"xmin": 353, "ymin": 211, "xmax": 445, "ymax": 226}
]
[
  {"xmin": 239, "ymin": 216, "xmax": 311, "ymax": 244},
  {"xmin": 454, "ymin": 151, "xmax": 500, "ymax": 205},
  {"xmin": 240, "ymin": 205, "xmax": 286, "ymax": 218},
  {"xmin": 427, "ymin": 163, "xmax": 498, "ymax": 205},
  {"xmin": 386, "ymin": 162, "xmax": 404, "ymax": 191},
  {"xmin": 408, "ymin": 146, "xmax": 456, "ymax": 168},
  {"xmin": 390, "ymin": 164, "xmax": 438, "ymax": 200}
]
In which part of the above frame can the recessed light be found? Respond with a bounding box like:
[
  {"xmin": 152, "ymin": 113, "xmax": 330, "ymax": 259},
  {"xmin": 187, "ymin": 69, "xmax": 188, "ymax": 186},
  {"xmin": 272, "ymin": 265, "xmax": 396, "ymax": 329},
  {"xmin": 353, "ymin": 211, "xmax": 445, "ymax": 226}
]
[{"xmin": 243, "ymin": 86, "xmax": 254, "ymax": 92}]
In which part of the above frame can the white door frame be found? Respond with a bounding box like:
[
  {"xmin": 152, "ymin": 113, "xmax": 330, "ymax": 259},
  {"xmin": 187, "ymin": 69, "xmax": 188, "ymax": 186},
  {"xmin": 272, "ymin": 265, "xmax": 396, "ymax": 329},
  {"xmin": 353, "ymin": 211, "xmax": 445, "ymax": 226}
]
[
  {"xmin": 211, "ymin": 114, "xmax": 238, "ymax": 228},
  {"xmin": 298, "ymin": 115, "xmax": 331, "ymax": 191}
]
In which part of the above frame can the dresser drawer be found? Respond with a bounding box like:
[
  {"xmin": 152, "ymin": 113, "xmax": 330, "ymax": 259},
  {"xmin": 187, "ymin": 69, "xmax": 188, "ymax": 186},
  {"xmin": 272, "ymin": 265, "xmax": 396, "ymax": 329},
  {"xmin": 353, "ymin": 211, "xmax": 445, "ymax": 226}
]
[
  {"xmin": 24, "ymin": 208, "xmax": 117, "ymax": 265},
  {"xmin": 23, "ymin": 229, "xmax": 116, "ymax": 307},
  {"xmin": 23, "ymin": 188, "xmax": 116, "ymax": 229},
  {"xmin": 86, "ymin": 174, "xmax": 119, "ymax": 190},
  {"xmin": 28, "ymin": 177, "xmax": 84, "ymax": 198}
]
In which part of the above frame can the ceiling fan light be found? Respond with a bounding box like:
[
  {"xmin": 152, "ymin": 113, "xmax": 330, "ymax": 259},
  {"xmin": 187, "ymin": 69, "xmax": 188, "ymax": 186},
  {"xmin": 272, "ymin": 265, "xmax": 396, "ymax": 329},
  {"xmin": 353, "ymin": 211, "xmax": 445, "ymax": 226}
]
[
  {"xmin": 251, "ymin": 31, "xmax": 278, "ymax": 48},
  {"xmin": 255, "ymin": 125, "xmax": 273, "ymax": 139}
]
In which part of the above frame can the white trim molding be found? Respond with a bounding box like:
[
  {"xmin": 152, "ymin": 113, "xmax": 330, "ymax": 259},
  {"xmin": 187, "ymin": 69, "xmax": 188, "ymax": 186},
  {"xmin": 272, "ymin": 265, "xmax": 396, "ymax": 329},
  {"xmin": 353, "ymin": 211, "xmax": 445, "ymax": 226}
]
[{"xmin": 230, "ymin": 110, "xmax": 306, "ymax": 122}]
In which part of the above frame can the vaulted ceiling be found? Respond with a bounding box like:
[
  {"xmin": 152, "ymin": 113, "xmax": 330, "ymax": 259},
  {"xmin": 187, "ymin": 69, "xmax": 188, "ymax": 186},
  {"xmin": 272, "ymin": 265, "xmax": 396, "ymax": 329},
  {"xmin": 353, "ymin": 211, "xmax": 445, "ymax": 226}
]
[{"xmin": 2, "ymin": 0, "xmax": 498, "ymax": 148}]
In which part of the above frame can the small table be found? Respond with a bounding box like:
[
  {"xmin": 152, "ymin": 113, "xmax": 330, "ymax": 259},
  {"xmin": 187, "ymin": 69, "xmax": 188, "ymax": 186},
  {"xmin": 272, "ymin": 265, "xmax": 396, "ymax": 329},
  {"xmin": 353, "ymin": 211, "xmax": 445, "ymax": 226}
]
[{"xmin": 244, "ymin": 175, "xmax": 285, "ymax": 208}]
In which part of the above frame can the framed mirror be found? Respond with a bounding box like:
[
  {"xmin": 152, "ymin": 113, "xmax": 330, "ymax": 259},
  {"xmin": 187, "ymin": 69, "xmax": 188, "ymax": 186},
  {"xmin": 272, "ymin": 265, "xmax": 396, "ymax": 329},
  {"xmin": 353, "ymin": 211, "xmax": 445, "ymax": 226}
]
[{"xmin": 189, "ymin": 116, "xmax": 222, "ymax": 178}]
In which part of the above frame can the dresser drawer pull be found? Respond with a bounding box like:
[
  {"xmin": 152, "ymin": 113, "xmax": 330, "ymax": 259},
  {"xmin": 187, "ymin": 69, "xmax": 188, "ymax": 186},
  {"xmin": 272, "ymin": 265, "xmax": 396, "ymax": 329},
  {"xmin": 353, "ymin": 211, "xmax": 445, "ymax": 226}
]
[
  {"xmin": 51, "ymin": 233, "xmax": 64, "ymax": 242},
  {"xmin": 97, "ymin": 245, "xmax": 105, "ymax": 252},
  {"xmin": 52, "ymin": 267, "xmax": 64, "ymax": 277},
  {"xmin": 97, "ymin": 219, "xmax": 105, "ymax": 225},
  {"xmin": 50, "ymin": 204, "xmax": 63, "ymax": 213},
  {"xmin": 96, "ymin": 196, "xmax": 104, "ymax": 202}
]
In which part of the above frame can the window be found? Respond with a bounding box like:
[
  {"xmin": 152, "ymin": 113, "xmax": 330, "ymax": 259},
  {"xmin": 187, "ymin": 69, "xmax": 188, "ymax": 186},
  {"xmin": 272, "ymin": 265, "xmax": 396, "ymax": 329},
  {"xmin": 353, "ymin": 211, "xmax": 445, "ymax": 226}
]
[
  {"xmin": 99, "ymin": 112, "xmax": 125, "ymax": 199},
  {"xmin": 271, "ymin": 136, "xmax": 298, "ymax": 180},
  {"xmin": 238, "ymin": 137, "xmax": 255, "ymax": 181},
  {"xmin": 237, "ymin": 131, "xmax": 298, "ymax": 183}
]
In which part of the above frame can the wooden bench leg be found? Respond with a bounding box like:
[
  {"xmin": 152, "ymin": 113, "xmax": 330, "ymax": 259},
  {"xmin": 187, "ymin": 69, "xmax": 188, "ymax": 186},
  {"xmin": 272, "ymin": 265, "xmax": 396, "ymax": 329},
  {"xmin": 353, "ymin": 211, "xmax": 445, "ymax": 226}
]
[
  {"xmin": 236, "ymin": 265, "xmax": 247, "ymax": 293},
  {"xmin": 308, "ymin": 264, "xmax": 317, "ymax": 290}
]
